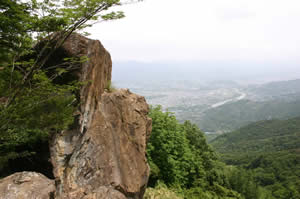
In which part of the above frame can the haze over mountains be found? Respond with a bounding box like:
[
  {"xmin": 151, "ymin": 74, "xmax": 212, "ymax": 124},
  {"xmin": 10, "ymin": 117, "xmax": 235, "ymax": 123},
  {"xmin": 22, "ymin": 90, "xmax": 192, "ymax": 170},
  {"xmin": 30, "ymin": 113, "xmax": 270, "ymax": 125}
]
[
  {"xmin": 112, "ymin": 61, "xmax": 300, "ymax": 83},
  {"xmin": 112, "ymin": 61, "xmax": 300, "ymax": 135}
]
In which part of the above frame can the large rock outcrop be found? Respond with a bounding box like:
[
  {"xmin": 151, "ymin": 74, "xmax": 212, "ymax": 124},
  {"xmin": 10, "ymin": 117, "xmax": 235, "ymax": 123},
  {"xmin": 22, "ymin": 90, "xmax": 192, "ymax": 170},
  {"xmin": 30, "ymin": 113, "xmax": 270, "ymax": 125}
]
[
  {"xmin": 0, "ymin": 34, "xmax": 152, "ymax": 199},
  {"xmin": 48, "ymin": 34, "xmax": 152, "ymax": 199},
  {"xmin": 0, "ymin": 172, "xmax": 55, "ymax": 199},
  {"xmin": 51, "ymin": 89, "xmax": 152, "ymax": 199}
]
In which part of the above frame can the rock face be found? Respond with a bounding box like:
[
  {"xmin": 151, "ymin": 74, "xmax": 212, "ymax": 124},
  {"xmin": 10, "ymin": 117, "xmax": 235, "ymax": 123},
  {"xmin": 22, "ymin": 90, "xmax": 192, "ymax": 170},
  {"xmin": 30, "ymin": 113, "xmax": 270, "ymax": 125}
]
[
  {"xmin": 0, "ymin": 34, "xmax": 151, "ymax": 199},
  {"xmin": 48, "ymin": 34, "xmax": 152, "ymax": 199},
  {"xmin": 51, "ymin": 89, "xmax": 152, "ymax": 199},
  {"xmin": 0, "ymin": 172, "xmax": 55, "ymax": 199}
]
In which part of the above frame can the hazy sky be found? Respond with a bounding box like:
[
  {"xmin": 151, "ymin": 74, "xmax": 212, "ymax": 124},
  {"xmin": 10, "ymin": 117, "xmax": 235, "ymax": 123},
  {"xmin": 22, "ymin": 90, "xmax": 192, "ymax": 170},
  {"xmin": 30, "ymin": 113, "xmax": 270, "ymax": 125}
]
[{"xmin": 88, "ymin": 0, "xmax": 300, "ymax": 64}]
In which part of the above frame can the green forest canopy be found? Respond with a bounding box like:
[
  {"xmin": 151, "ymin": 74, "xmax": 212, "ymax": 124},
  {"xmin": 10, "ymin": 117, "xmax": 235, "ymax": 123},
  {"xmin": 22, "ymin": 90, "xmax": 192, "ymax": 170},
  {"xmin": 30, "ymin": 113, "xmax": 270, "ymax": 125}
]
[
  {"xmin": 147, "ymin": 106, "xmax": 273, "ymax": 199},
  {"xmin": 211, "ymin": 117, "xmax": 300, "ymax": 199}
]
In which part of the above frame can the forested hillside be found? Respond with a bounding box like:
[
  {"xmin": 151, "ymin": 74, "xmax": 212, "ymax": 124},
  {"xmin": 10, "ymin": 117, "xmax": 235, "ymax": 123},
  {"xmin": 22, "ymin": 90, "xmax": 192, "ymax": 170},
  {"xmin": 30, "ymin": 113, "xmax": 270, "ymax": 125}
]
[
  {"xmin": 211, "ymin": 118, "xmax": 300, "ymax": 199},
  {"xmin": 145, "ymin": 106, "xmax": 273, "ymax": 199}
]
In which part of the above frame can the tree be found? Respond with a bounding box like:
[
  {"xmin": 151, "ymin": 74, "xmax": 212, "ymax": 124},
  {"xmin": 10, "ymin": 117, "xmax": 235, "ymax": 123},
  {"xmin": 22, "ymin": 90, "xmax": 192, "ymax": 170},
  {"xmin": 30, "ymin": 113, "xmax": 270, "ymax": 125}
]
[
  {"xmin": 1, "ymin": 0, "xmax": 128, "ymax": 106},
  {"xmin": 147, "ymin": 106, "xmax": 219, "ymax": 188},
  {"xmin": 147, "ymin": 106, "xmax": 197, "ymax": 187},
  {"xmin": 0, "ymin": 0, "xmax": 140, "ymax": 177},
  {"xmin": 146, "ymin": 106, "xmax": 245, "ymax": 199}
]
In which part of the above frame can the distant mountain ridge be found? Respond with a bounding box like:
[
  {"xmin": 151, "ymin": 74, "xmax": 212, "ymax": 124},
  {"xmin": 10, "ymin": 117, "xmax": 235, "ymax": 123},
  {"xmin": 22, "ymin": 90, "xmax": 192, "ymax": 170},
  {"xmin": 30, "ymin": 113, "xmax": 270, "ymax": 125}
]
[
  {"xmin": 246, "ymin": 79, "xmax": 300, "ymax": 101},
  {"xmin": 211, "ymin": 117, "xmax": 300, "ymax": 153},
  {"xmin": 198, "ymin": 79, "xmax": 300, "ymax": 132},
  {"xmin": 198, "ymin": 99, "xmax": 300, "ymax": 132}
]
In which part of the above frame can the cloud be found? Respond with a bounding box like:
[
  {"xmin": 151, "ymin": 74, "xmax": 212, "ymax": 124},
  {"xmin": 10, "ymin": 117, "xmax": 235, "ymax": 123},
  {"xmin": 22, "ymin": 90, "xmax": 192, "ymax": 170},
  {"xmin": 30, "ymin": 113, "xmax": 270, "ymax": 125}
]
[
  {"xmin": 88, "ymin": 0, "xmax": 300, "ymax": 64},
  {"xmin": 215, "ymin": 0, "xmax": 256, "ymax": 20}
]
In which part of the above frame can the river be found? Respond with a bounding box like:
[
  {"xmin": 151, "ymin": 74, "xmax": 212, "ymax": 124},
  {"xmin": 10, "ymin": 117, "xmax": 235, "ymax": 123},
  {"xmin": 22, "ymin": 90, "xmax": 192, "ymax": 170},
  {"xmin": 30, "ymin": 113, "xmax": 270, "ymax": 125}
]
[{"xmin": 211, "ymin": 92, "xmax": 246, "ymax": 108}]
